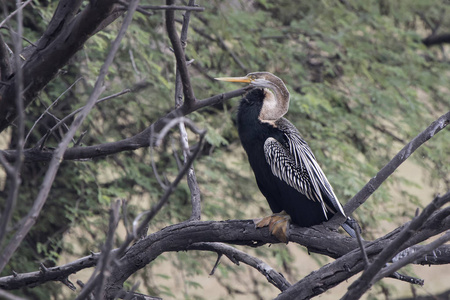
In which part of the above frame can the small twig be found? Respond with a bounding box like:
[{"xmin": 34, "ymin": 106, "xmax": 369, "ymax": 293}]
[
  {"xmin": 132, "ymin": 121, "xmax": 206, "ymax": 238},
  {"xmin": 139, "ymin": 5, "xmax": 204, "ymax": 11},
  {"xmin": 173, "ymin": 0, "xmax": 202, "ymax": 221},
  {"xmin": 0, "ymin": 289, "xmax": 27, "ymax": 300},
  {"xmin": 165, "ymin": 0, "xmax": 196, "ymax": 106},
  {"xmin": 189, "ymin": 242, "xmax": 292, "ymax": 292},
  {"xmin": 60, "ymin": 277, "xmax": 76, "ymax": 291},
  {"xmin": 25, "ymin": 77, "xmax": 84, "ymax": 146},
  {"xmin": 0, "ymin": 0, "xmax": 33, "ymax": 29},
  {"xmin": 209, "ymin": 253, "xmax": 222, "ymax": 276},
  {"xmin": 36, "ymin": 88, "xmax": 131, "ymax": 149},
  {"xmin": 93, "ymin": 200, "xmax": 121, "ymax": 299},
  {"xmin": 354, "ymin": 226, "xmax": 369, "ymax": 267}
]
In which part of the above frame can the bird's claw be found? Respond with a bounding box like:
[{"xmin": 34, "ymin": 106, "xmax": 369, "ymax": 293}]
[{"xmin": 254, "ymin": 211, "xmax": 291, "ymax": 244}]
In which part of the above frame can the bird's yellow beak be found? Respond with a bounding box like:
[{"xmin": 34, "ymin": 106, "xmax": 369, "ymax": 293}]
[{"xmin": 214, "ymin": 76, "xmax": 252, "ymax": 83}]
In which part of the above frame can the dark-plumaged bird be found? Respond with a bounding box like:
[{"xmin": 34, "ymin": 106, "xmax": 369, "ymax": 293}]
[{"xmin": 216, "ymin": 72, "xmax": 357, "ymax": 242}]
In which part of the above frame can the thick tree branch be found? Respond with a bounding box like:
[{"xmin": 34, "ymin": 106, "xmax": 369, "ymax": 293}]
[
  {"xmin": 0, "ymin": 204, "xmax": 448, "ymax": 293},
  {"xmin": 0, "ymin": 0, "xmax": 121, "ymax": 132},
  {"xmin": 104, "ymin": 199, "xmax": 450, "ymax": 299},
  {"xmin": 422, "ymin": 33, "xmax": 450, "ymax": 47},
  {"xmin": 274, "ymin": 200, "xmax": 450, "ymax": 300}
]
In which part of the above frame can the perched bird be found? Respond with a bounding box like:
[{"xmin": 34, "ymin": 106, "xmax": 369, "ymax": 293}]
[{"xmin": 216, "ymin": 72, "xmax": 356, "ymax": 242}]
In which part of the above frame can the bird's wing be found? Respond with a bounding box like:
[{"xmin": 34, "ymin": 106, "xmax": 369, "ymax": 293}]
[{"xmin": 264, "ymin": 133, "xmax": 346, "ymax": 219}]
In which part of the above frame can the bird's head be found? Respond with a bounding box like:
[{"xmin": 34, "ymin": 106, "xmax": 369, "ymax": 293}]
[{"xmin": 215, "ymin": 72, "xmax": 290, "ymax": 121}]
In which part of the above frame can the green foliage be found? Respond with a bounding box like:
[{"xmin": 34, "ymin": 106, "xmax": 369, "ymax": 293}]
[{"xmin": 1, "ymin": 0, "xmax": 449, "ymax": 299}]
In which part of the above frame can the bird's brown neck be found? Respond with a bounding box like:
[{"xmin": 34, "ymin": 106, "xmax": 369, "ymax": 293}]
[{"xmin": 258, "ymin": 80, "xmax": 290, "ymax": 123}]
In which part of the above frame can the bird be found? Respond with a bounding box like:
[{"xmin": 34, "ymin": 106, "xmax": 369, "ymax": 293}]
[{"xmin": 215, "ymin": 72, "xmax": 357, "ymax": 243}]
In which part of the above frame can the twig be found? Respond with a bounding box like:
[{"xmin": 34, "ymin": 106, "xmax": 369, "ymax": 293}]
[
  {"xmin": 165, "ymin": 0, "xmax": 196, "ymax": 106},
  {"xmin": 209, "ymin": 252, "xmax": 222, "ymax": 275},
  {"xmin": 0, "ymin": 0, "xmax": 25, "ymax": 262},
  {"xmin": 24, "ymin": 77, "xmax": 84, "ymax": 146},
  {"xmin": 92, "ymin": 200, "xmax": 121, "ymax": 299},
  {"xmin": 342, "ymin": 192, "xmax": 450, "ymax": 300},
  {"xmin": 376, "ymin": 232, "xmax": 450, "ymax": 283},
  {"xmin": 0, "ymin": 87, "xmax": 248, "ymax": 163},
  {"xmin": 140, "ymin": 5, "xmax": 204, "ymax": 11},
  {"xmin": 188, "ymin": 242, "xmax": 291, "ymax": 291},
  {"xmin": 0, "ymin": 289, "xmax": 27, "ymax": 300},
  {"xmin": 354, "ymin": 226, "xmax": 369, "ymax": 267},
  {"xmin": 36, "ymin": 88, "xmax": 131, "ymax": 149},
  {"xmin": 173, "ymin": 0, "xmax": 202, "ymax": 221},
  {"xmin": 0, "ymin": 0, "xmax": 33, "ymax": 29},
  {"xmin": 132, "ymin": 118, "xmax": 206, "ymax": 238},
  {"xmin": 0, "ymin": 0, "xmax": 139, "ymax": 274}
]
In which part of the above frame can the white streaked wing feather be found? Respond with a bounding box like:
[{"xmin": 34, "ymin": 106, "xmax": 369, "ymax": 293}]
[{"xmin": 264, "ymin": 118, "xmax": 346, "ymax": 219}]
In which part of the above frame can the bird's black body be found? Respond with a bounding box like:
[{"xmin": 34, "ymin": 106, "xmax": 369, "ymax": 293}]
[{"xmin": 238, "ymin": 88, "xmax": 335, "ymax": 227}]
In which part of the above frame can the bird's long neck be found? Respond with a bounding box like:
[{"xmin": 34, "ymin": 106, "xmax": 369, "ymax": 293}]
[{"xmin": 259, "ymin": 80, "xmax": 290, "ymax": 123}]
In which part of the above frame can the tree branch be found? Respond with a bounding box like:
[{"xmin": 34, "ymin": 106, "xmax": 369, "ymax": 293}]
[
  {"xmin": 422, "ymin": 33, "xmax": 450, "ymax": 47},
  {"xmin": 166, "ymin": 0, "xmax": 196, "ymax": 106},
  {"xmin": 188, "ymin": 242, "xmax": 292, "ymax": 291},
  {"xmin": 0, "ymin": 0, "xmax": 121, "ymax": 132},
  {"xmin": 328, "ymin": 110, "xmax": 450, "ymax": 228},
  {"xmin": 0, "ymin": 0, "xmax": 137, "ymax": 273},
  {"xmin": 0, "ymin": 87, "xmax": 248, "ymax": 163},
  {"xmin": 274, "ymin": 199, "xmax": 450, "ymax": 300},
  {"xmin": 342, "ymin": 192, "xmax": 450, "ymax": 300},
  {"xmin": 0, "ymin": 203, "xmax": 448, "ymax": 293}
]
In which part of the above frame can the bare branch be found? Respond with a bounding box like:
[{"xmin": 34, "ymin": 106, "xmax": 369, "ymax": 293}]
[
  {"xmin": 0, "ymin": 252, "xmax": 101, "ymax": 290},
  {"xmin": 0, "ymin": 0, "xmax": 25, "ymax": 262},
  {"xmin": 0, "ymin": 87, "xmax": 248, "ymax": 163},
  {"xmin": 140, "ymin": 5, "xmax": 204, "ymax": 11},
  {"xmin": 0, "ymin": 0, "xmax": 120, "ymax": 132},
  {"xmin": 36, "ymin": 88, "xmax": 131, "ymax": 149},
  {"xmin": 166, "ymin": 0, "xmax": 196, "ymax": 106},
  {"xmin": 376, "ymin": 231, "xmax": 450, "ymax": 282},
  {"xmin": 422, "ymin": 33, "xmax": 450, "ymax": 47},
  {"xmin": 0, "ymin": 203, "xmax": 448, "ymax": 292},
  {"xmin": 24, "ymin": 77, "xmax": 84, "ymax": 146},
  {"xmin": 188, "ymin": 242, "xmax": 291, "ymax": 291},
  {"xmin": 328, "ymin": 110, "xmax": 450, "ymax": 228},
  {"xmin": 0, "ymin": 0, "xmax": 138, "ymax": 273},
  {"xmin": 0, "ymin": 0, "xmax": 33, "ymax": 29},
  {"xmin": 342, "ymin": 192, "xmax": 450, "ymax": 300}
]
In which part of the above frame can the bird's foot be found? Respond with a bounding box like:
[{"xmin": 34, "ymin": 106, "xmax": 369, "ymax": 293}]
[{"xmin": 254, "ymin": 211, "xmax": 291, "ymax": 244}]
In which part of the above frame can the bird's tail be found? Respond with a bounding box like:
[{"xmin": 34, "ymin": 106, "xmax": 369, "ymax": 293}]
[{"xmin": 341, "ymin": 216, "xmax": 361, "ymax": 238}]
